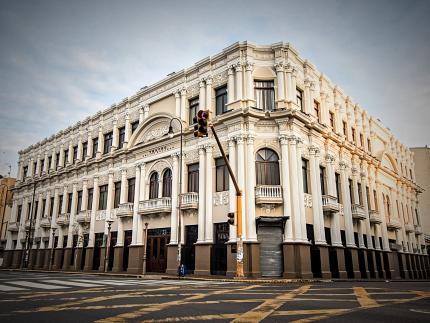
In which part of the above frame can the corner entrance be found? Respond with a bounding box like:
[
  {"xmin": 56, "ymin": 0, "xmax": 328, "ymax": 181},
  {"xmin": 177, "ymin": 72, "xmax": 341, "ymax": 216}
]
[{"xmin": 257, "ymin": 219, "xmax": 284, "ymax": 277}]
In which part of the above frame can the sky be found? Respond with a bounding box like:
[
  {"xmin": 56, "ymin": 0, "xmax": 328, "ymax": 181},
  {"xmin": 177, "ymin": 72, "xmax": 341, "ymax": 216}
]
[{"xmin": 0, "ymin": 0, "xmax": 429, "ymax": 176}]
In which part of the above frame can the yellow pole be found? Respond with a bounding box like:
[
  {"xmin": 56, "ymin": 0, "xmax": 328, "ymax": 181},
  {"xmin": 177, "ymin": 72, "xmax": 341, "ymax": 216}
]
[{"xmin": 236, "ymin": 192, "xmax": 244, "ymax": 278}]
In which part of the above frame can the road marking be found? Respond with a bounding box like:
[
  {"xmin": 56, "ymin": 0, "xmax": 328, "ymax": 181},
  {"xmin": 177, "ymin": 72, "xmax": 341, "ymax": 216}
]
[
  {"xmin": 232, "ymin": 285, "xmax": 311, "ymax": 322},
  {"xmin": 0, "ymin": 284, "xmax": 28, "ymax": 291},
  {"xmin": 8, "ymin": 281, "xmax": 70, "ymax": 290},
  {"xmin": 410, "ymin": 309, "xmax": 430, "ymax": 314},
  {"xmin": 41, "ymin": 280, "xmax": 101, "ymax": 288},
  {"xmin": 353, "ymin": 287, "xmax": 378, "ymax": 308},
  {"xmin": 141, "ymin": 314, "xmax": 239, "ymax": 322},
  {"xmin": 273, "ymin": 309, "xmax": 351, "ymax": 316},
  {"xmin": 71, "ymin": 279, "xmax": 133, "ymax": 286}
]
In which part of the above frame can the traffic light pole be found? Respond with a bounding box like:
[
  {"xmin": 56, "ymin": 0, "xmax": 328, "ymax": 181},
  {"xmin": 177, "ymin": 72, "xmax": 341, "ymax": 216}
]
[{"xmin": 209, "ymin": 124, "xmax": 244, "ymax": 278}]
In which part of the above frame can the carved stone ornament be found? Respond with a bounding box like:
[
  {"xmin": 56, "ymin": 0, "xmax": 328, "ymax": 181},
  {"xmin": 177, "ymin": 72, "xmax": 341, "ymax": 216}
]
[
  {"xmin": 304, "ymin": 193, "xmax": 313, "ymax": 208},
  {"xmin": 213, "ymin": 191, "xmax": 229, "ymax": 206},
  {"xmin": 261, "ymin": 204, "xmax": 276, "ymax": 214}
]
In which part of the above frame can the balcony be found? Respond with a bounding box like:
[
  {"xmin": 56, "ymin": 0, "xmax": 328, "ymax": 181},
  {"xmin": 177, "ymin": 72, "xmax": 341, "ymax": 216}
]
[
  {"xmin": 369, "ymin": 210, "xmax": 382, "ymax": 224},
  {"xmin": 351, "ymin": 204, "xmax": 366, "ymax": 220},
  {"xmin": 8, "ymin": 221, "xmax": 19, "ymax": 232},
  {"xmin": 76, "ymin": 210, "xmax": 91, "ymax": 223},
  {"xmin": 116, "ymin": 203, "xmax": 134, "ymax": 217},
  {"xmin": 139, "ymin": 197, "xmax": 172, "ymax": 215},
  {"xmin": 39, "ymin": 217, "xmax": 52, "ymax": 228},
  {"xmin": 415, "ymin": 225, "xmax": 423, "ymax": 235},
  {"xmin": 386, "ymin": 217, "xmax": 401, "ymax": 230},
  {"xmin": 321, "ymin": 195, "xmax": 340, "ymax": 213},
  {"xmin": 405, "ymin": 223, "xmax": 414, "ymax": 233},
  {"xmin": 180, "ymin": 192, "xmax": 199, "ymax": 210},
  {"xmin": 255, "ymin": 185, "xmax": 283, "ymax": 205},
  {"xmin": 56, "ymin": 213, "xmax": 70, "ymax": 226}
]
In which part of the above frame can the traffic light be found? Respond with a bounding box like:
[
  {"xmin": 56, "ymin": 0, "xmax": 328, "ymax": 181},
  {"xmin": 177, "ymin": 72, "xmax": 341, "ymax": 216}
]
[
  {"xmin": 227, "ymin": 212, "xmax": 235, "ymax": 225},
  {"xmin": 193, "ymin": 110, "xmax": 209, "ymax": 137}
]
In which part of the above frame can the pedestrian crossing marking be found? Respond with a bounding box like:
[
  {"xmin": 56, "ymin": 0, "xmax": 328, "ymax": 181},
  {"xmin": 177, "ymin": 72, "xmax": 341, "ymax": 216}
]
[
  {"xmin": 0, "ymin": 284, "xmax": 27, "ymax": 291},
  {"xmin": 8, "ymin": 281, "xmax": 70, "ymax": 290},
  {"xmin": 41, "ymin": 280, "xmax": 101, "ymax": 288}
]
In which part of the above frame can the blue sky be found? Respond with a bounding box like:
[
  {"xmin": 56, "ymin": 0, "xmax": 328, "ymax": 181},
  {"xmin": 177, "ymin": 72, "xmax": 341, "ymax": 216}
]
[{"xmin": 0, "ymin": 0, "xmax": 429, "ymax": 176}]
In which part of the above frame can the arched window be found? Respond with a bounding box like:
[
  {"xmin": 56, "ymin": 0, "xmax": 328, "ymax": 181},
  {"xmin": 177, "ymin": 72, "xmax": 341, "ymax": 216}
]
[
  {"xmin": 256, "ymin": 148, "xmax": 280, "ymax": 185},
  {"xmin": 149, "ymin": 172, "xmax": 159, "ymax": 199},
  {"xmin": 162, "ymin": 169, "xmax": 172, "ymax": 197}
]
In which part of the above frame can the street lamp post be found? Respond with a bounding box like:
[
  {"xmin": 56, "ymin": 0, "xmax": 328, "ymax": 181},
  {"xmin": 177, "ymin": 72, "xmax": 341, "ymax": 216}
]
[
  {"xmin": 142, "ymin": 222, "xmax": 149, "ymax": 275},
  {"xmin": 49, "ymin": 227, "xmax": 57, "ymax": 271},
  {"xmin": 104, "ymin": 218, "xmax": 114, "ymax": 273},
  {"xmin": 167, "ymin": 117, "xmax": 183, "ymax": 276}
]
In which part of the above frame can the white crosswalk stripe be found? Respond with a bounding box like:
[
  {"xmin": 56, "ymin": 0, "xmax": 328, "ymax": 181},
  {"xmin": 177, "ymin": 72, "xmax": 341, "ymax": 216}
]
[
  {"xmin": 0, "ymin": 283, "xmax": 28, "ymax": 291},
  {"xmin": 40, "ymin": 280, "xmax": 101, "ymax": 288},
  {"xmin": 71, "ymin": 279, "xmax": 135, "ymax": 286},
  {"xmin": 8, "ymin": 281, "xmax": 70, "ymax": 290}
]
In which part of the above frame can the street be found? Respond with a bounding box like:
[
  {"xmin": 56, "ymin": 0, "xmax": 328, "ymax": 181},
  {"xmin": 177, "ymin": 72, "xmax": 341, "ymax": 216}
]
[{"xmin": 0, "ymin": 271, "xmax": 429, "ymax": 322}]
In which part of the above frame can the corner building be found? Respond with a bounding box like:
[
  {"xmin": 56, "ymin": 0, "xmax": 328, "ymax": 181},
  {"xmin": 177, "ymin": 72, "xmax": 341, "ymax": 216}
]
[{"xmin": 3, "ymin": 41, "xmax": 429, "ymax": 279}]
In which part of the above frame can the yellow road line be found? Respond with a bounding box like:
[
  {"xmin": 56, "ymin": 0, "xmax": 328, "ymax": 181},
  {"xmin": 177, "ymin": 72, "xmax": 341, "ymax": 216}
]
[
  {"xmin": 95, "ymin": 285, "xmax": 259, "ymax": 323},
  {"xmin": 353, "ymin": 287, "xmax": 378, "ymax": 308},
  {"xmin": 273, "ymin": 309, "xmax": 351, "ymax": 316},
  {"xmin": 231, "ymin": 285, "xmax": 311, "ymax": 323},
  {"xmin": 18, "ymin": 287, "xmax": 107, "ymax": 299},
  {"xmin": 141, "ymin": 313, "xmax": 239, "ymax": 322}
]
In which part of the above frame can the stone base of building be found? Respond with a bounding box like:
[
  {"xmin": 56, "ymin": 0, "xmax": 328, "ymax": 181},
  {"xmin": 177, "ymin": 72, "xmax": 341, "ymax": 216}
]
[
  {"xmin": 83, "ymin": 247, "xmax": 94, "ymax": 271},
  {"xmin": 243, "ymin": 241, "xmax": 261, "ymax": 278},
  {"xmin": 74, "ymin": 248, "xmax": 84, "ymax": 271},
  {"xmin": 366, "ymin": 249, "xmax": 377, "ymax": 278},
  {"xmin": 318, "ymin": 245, "xmax": 332, "ymax": 279},
  {"xmin": 388, "ymin": 251, "xmax": 401, "ymax": 280},
  {"xmin": 62, "ymin": 248, "xmax": 72, "ymax": 270},
  {"xmin": 11, "ymin": 249, "xmax": 23, "ymax": 268},
  {"xmin": 43, "ymin": 249, "xmax": 52, "ymax": 270},
  {"xmin": 283, "ymin": 242, "xmax": 312, "ymax": 279},
  {"xmin": 112, "ymin": 246, "xmax": 124, "ymax": 273},
  {"xmin": 127, "ymin": 245, "xmax": 144, "ymax": 274},
  {"xmin": 194, "ymin": 243, "xmax": 212, "ymax": 276},
  {"xmin": 166, "ymin": 244, "xmax": 179, "ymax": 275},
  {"xmin": 52, "ymin": 248, "xmax": 63, "ymax": 270},
  {"xmin": 334, "ymin": 247, "xmax": 348, "ymax": 278},
  {"xmin": 226, "ymin": 242, "xmax": 237, "ymax": 278},
  {"xmin": 27, "ymin": 249, "xmax": 37, "ymax": 269},
  {"xmin": 348, "ymin": 247, "xmax": 361, "ymax": 279},
  {"xmin": 98, "ymin": 247, "xmax": 106, "ymax": 272},
  {"xmin": 35, "ymin": 249, "xmax": 46, "ymax": 269},
  {"xmin": 1, "ymin": 250, "xmax": 12, "ymax": 268}
]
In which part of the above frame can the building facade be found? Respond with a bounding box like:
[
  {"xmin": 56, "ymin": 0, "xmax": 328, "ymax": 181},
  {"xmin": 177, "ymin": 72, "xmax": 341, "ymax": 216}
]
[
  {"xmin": 0, "ymin": 177, "xmax": 15, "ymax": 266},
  {"xmin": 411, "ymin": 146, "xmax": 430, "ymax": 255},
  {"xmin": 2, "ymin": 41, "xmax": 429, "ymax": 279}
]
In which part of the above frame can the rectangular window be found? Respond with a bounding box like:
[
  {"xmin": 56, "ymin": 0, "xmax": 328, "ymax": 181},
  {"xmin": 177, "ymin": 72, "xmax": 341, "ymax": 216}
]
[
  {"xmin": 81, "ymin": 142, "xmax": 88, "ymax": 161},
  {"xmin": 367, "ymin": 138, "xmax": 371, "ymax": 152},
  {"xmin": 41, "ymin": 199, "xmax": 46, "ymax": 217},
  {"xmin": 49, "ymin": 197, "xmax": 54, "ymax": 217},
  {"xmin": 373, "ymin": 189, "xmax": 378, "ymax": 211},
  {"xmin": 16, "ymin": 205, "xmax": 22, "ymax": 223},
  {"xmin": 216, "ymin": 157, "xmax": 229, "ymax": 192},
  {"xmin": 255, "ymin": 80, "xmax": 275, "ymax": 111},
  {"xmin": 27, "ymin": 202, "xmax": 31, "ymax": 219},
  {"xmin": 348, "ymin": 179, "xmax": 353, "ymax": 204},
  {"xmin": 296, "ymin": 88, "xmax": 304, "ymax": 111},
  {"xmin": 67, "ymin": 192, "xmax": 73, "ymax": 213},
  {"xmin": 313, "ymin": 100, "xmax": 320, "ymax": 122},
  {"xmin": 188, "ymin": 163, "xmax": 199, "ymax": 193},
  {"xmin": 55, "ymin": 153, "xmax": 60, "ymax": 170},
  {"xmin": 64, "ymin": 149, "xmax": 69, "ymax": 165},
  {"xmin": 58, "ymin": 195, "xmax": 63, "ymax": 215},
  {"xmin": 215, "ymin": 86, "xmax": 228, "ymax": 115},
  {"xmin": 48, "ymin": 156, "xmax": 52, "ymax": 172},
  {"xmin": 99, "ymin": 185, "xmax": 108, "ymax": 210},
  {"xmin": 103, "ymin": 132, "xmax": 113, "ymax": 154},
  {"xmin": 114, "ymin": 181, "xmax": 121, "ymax": 209},
  {"xmin": 319, "ymin": 166, "xmax": 326, "ymax": 195},
  {"xmin": 366, "ymin": 186, "xmax": 370, "ymax": 210},
  {"xmin": 73, "ymin": 146, "xmax": 78, "ymax": 163},
  {"xmin": 92, "ymin": 138, "xmax": 98, "ymax": 158},
  {"xmin": 302, "ymin": 159, "xmax": 309, "ymax": 194},
  {"xmin": 33, "ymin": 201, "xmax": 39, "ymax": 219},
  {"xmin": 360, "ymin": 133, "xmax": 364, "ymax": 147},
  {"xmin": 335, "ymin": 173, "xmax": 341, "ymax": 203},
  {"xmin": 77, "ymin": 190, "xmax": 83, "ymax": 213},
  {"xmin": 357, "ymin": 182, "xmax": 362, "ymax": 205},
  {"xmin": 40, "ymin": 159, "xmax": 44, "ymax": 174},
  {"xmin": 87, "ymin": 188, "xmax": 93, "ymax": 210},
  {"xmin": 189, "ymin": 97, "xmax": 199, "ymax": 125},
  {"xmin": 118, "ymin": 126, "xmax": 126, "ymax": 148},
  {"xmin": 329, "ymin": 111, "xmax": 335, "ymax": 129},
  {"xmin": 33, "ymin": 161, "xmax": 37, "ymax": 175},
  {"xmin": 23, "ymin": 166, "xmax": 28, "ymax": 178},
  {"xmin": 351, "ymin": 128, "xmax": 356, "ymax": 143},
  {"xmin": 128, "ymin": 178, "xmax": 135, "ymax": 203},
  {"xmin": 342, "ymin": 121, "xmax": 347, "ymax": 136},
  {"xmin": 131, "ymin": 121, "xmax": 139, "ymax": 134}
]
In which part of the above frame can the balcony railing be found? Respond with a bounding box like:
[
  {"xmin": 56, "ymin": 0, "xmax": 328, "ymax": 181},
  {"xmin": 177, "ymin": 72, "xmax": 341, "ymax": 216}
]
[
  {"xmin": 39, "ymin": 217, "xmax": 52, "ymax": 228},
  {"xmin": 116, "ymin": 203, "xmax": 134, "ymax": 217},
  {"xmin": 255, "ymin": 185, "xmax": 283, "ymax": 205},
  {"xmin": 7, "ymin": 221, "xmax": 19, "ymax": 232},
  {"xmin": 56, "ymin": 213, "xmax": 70, "ymax": 226},
  {"xmin": 386, "ymin": 217, "xmax": 401, "ymax": 230},
  {"xmin": 321, "ymin": 195, "xmax": 340, "ymax": 213},
  {"xmin": 180, "ymin": 192, "xmax": 199, "ymax": 210},
  {"xmin": 351, "ymin": 204, "xmax": 366, "ymax": 220},
  {"xmin": 369, "ymin": 210, "xmax": 382, "ymax": 224},
  {"xmin": 415, "ymin": 225, "xmax": 423, "ymax": 235},
  {"xmin": 76, "ymin": 210, "xmax": 91, "ymax": 223},
  {"xmin": 139, "ymin": 197, "xmax": 172, "ymax": 215},
  {"xmin": 405, "ymin": 223, "xmax": 414, "ymax": 233}
]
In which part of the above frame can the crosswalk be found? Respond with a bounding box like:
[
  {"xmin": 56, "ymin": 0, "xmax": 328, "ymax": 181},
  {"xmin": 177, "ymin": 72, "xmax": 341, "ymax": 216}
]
[{"xmin": 0, "ymin": 277, "xmax": 229, "ymax": 292}]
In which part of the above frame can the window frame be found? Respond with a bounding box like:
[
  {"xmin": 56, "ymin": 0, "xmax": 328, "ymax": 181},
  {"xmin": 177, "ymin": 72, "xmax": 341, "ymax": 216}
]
[
  {"xmin": 103, "ymin": 131, "xmax": 113, "ymax": 154},
  {"xmin": 98, "ymin": 185, "xmax": 108, "ymax": 210},
  {"xmin": 188, "ymin": 97, "xmax": 199, "ymax": 125},
  {"xmin": 254, "ymin": 80, "xmax": 275, "ymax": 112},
  {"xmin": 296, "ymin": 87, "xmax": 304, "ymax": 112},
  {"xmin": 215, "ymin": 157, "xmax": 229, "ymax": 192},
  {"xmin": 215, "ymin": 85, "xmax": 228, "ymax": 115},
  {"xmin": 187, "ymin": 163, "xmax": 199, "ymax": 193}
]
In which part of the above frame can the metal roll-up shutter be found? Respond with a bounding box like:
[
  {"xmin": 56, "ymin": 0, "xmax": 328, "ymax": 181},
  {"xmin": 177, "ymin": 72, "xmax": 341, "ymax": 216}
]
[{"xmin": 258, "ymin": 225, "xmax": 283, "ymax": 277}]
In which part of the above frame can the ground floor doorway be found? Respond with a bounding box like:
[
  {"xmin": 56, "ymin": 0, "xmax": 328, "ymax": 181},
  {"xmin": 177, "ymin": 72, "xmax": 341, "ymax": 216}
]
[
  {"xmin": 146, "ymin": 228, "xmax": 170, "ymax": 273},
  {"xmin": 258, "ymin": 220, "xmax": 283, "ymax": 277}
]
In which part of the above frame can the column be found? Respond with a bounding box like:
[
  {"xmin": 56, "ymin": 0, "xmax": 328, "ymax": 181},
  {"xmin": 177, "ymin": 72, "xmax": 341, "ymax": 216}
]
[
  {"xmin": 361, "ymin": 172, "xmax": 374, "ymax": 249},
  {"xmin": 340, "ymin": 161, "xmax": 355, "ymax": 247},
  {"xmin": 197, "ymin": 147, "xmax": 206, "ymax": 242},
  {"xmin": 180, "ymin": 89, "xmax": 187, "ymax": 121},
  {"xmin": 351, "ymin": 167, "xmax": 360, "ymax": 206},
  {"xmin": 124, "ymin": 113, "xmax": 131, "ymax": 145},
  {"xmin": 137, "ymin": 163, "xmax": 146, "ymax": 245},
  {"xmin": 131, "ymin": 164, "xmax": 141, "ymax": 245},
  {"xmin": 68, "ymin": 141, "xmax": 73, "ymax": 165},
  {"xmin": 376, "ymin": 180, "xmax": 390, "ymax": 251},
  {"xmin": 175, "ymin": 91, "xmax": 181, "ymax": 117},
  {"xmin": 87, "ymin": 129, "xmax": 93, "ymax": 159},
  {"xmin": 235, "ymin": 64, "xmax": 243, "ymax": 101},
  {"xmin": 304, "ymin": 79, "xmax": 311, "ymax": 114},
  {"xmin": 144, "ymin": 105, "xmax": 150, "ymax": 120},
  {"xmin": 326, "ymin": 155, "xmax": 342, "ymax": 246},
  {"xmin": 309, "ymin": 146, "xmax": 326, "ymax": 244},
  {"xmin": 236, "ymin": 136, "xmax": 246, "ymax": 240},
  {"xmin": 48, "ymin": 188, "xmax": 59, "ymax": 249},
  {"xmin": 32, "ymin": 193, "xmax": 43, "ymax": 247},
  {"xmin": 334, "ymin": 103, "xmax": 342, "ymax": 135},
  {"xmin": 43, "ymin": 151, "xmax": 49, "ymax": 174},
  {"xmin": 66, "ymin": 183, "xmax": 78, "ymax": 248},
  {"xmin": 116, "ymin": 168, "xmax": 127, "ymax": 247},
  {"xmin": 206, "ymin": 77, "xmax": 212, "ymax": 113},
  {"xmin": 81, "ymin": 179, "xmax": 88, "ymax": 212},
  {"xmin": 139, "ymin": 107, "xmax": 144, "ymax": 123},
  {"xmin": 97, "ymin": 126, "xmax": 103, "ymax": 158},
  {"xmin": 245, "ymin": 62, "xmax": 254, "ymax": 101},
  {"xmin": 227, "ymin": 66, "xmax": 235, "ymax": 103},
  {"xmin": 280, "ymin": 135, "xmax": 292, "ymax": 241},
  {"xmin": 285, "ymin": 64, "xmax": 293, "ymax": 102},
  {"xmin": 228, "ymin": 138, "xmax": 237, "ymax": 242},
  {"xmin": 275, "ymin": 63, "xmax": 285, "ymax": 102},
  {"xmin": 245, "ymin": 136, "xmax": 257, "ymax": 241},
  {"xmin": 170, "ymin": 154, "xmax": 179, "ymax": 244},
  {"xmin": 29, "ymin": 157, "xmax": 34, "ymax": 176},
  {"xmin": 77, "ymin": 136, "xmax": 83, "ymax": 161},
  {"xmin": 88, "ymin": 177, "xmax": 99, "ymax": 248},
  {"xmin": 199, "ymin": 80, "xmax": 206, "ymax": 110},
  {"xmin": 112, "ymin": 119, "xmax": 118, "ymax": 151}
]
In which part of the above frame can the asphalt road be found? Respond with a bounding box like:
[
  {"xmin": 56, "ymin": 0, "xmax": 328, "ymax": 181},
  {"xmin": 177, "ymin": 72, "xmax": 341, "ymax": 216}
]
[{"xmin": 0, "ymin": 271, "xmax": 429, "ymax": 322}]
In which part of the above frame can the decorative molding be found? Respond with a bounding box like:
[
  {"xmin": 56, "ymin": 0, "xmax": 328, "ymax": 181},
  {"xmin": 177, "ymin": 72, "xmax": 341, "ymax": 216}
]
[{"xmin": 213, "ymin": 191, "xmax": 229, "ymax": 206}]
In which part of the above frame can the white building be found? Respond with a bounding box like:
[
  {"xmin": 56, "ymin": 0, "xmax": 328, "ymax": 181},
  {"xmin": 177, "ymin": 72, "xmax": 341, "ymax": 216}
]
[{"xmin": 2, "ymin": 41, "xmax": 429, "ymax": 279}]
